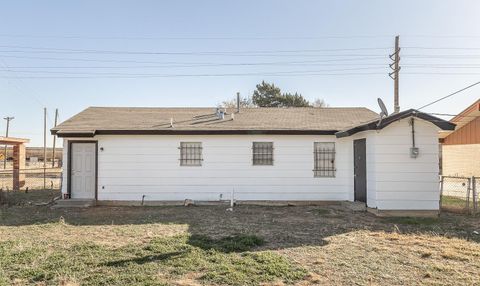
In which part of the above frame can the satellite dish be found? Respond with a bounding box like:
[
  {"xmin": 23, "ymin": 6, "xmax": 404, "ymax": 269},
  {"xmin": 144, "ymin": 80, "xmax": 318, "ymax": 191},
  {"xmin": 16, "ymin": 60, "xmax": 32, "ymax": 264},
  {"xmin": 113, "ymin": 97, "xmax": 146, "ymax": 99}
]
[{"xmin": 377, "ymin": 98, "xmax": 389, "ymax": 117}]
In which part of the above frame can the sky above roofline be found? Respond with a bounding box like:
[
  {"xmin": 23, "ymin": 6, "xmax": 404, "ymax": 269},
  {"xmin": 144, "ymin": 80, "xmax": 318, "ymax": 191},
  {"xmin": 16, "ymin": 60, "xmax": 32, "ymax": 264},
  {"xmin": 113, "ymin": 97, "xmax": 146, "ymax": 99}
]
[{"xmin": 1, "ymin": 0, "xmax": 480, "ymax": 146}]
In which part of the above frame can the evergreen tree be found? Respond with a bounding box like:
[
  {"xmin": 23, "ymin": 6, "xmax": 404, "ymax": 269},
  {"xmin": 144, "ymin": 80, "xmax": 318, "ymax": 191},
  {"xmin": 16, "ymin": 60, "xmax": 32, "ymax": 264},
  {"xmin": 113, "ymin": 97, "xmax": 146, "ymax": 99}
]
[{"xmin": 252, "ymin": 81, "xmax": 311, "ymax": 107}]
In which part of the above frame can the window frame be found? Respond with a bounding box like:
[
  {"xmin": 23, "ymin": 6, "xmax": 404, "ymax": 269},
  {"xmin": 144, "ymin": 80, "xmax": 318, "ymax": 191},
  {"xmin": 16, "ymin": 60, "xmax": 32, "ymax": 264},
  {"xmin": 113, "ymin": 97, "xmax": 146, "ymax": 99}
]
[
  {"xmin": 252, "ymin": 142, "xmax": 274, "ymax": 166},
  {"xmin": 313, "ymin": 142, "xmax": 336, "ymax": 178},
  {"xmin": 179, "ymin": 142, "xmax": 203, "ymax": 166}
]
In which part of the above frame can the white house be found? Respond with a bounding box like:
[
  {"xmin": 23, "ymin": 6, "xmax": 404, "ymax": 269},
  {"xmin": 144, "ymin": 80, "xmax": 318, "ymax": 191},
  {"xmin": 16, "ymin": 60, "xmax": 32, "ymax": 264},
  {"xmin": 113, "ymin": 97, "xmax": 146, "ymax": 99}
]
[{"xmin": 51, "ymin": 106, "xmax": 455, "ymax": 215}]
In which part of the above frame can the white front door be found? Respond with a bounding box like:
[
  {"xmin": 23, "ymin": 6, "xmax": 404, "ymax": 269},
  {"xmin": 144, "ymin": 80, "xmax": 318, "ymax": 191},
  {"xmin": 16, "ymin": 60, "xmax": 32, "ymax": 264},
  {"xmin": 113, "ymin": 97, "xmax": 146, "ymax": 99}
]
[{"xmin": 71, "ymin": 143, "xmax": 96, "ymax": 199}]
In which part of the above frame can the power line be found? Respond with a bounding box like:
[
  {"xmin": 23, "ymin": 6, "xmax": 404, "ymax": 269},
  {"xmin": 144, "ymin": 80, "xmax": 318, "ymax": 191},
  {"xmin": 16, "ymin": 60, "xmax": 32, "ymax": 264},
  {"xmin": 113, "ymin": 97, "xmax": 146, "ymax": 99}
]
[
  {"xmin": 417, "ymin": 81, "xmax": 480, "ymax": 110},
  {"xmin": 403, "ymin": 35, "xmax": 480, "ymax": 39},
  {"xmin": 426, "ymin": 112, "xmax": 479, "ymax": 117},
  {"xmin": 404, "ymin": 64, "xmax": 480, "ymax": 68},
  {"xmin": 405, "ymin": 72, "xmax": 480, "ymax": 75},
  {"xmin": 405, "ymin": 55, "xmax": 480, "ymax": 59},
  {"xmin": 0, "ymin": 45, "xmax": 391, "ymax": 54},
  {"xmin": 0, "ymin": 54, "xmax": 388, "ymax": 64},
  {"xmin": 404, "ymin": 46, "xmax": 480, "ymax": 50},
  {"xmin": 0, "ymin": 72, "xmax": 388, "ymax": 79},
  {"xmin": 4, "ymin": 72, "xmax": 480, "ymax": 79},
  {"xmin": 1, "ymin": 66, "xmax": 388, "ymax": 76},
  {"xmin": 0, "ymin": 59, "xmax": 46, "ymax": 107},
  {"xmin": 0, "ymin": 33, "xmax": 394, "ymax": 40},
  {"xmin": 6, "ymin": 45, "xmax": 480, "ymax": 57},
  {"xmin": 7, "ymin": 64, "xmax": 480, "ymax": 70},
  {"xmin": 3, "ymin": 33, "xmax": 480, "ymax": 40},
  {"xmin": 1, "ymin": 63, "xmax": 390, "ymax": 69},
  {"xmin": 0, "ymin": 50, "xmax": 388, "ymax": 58}
]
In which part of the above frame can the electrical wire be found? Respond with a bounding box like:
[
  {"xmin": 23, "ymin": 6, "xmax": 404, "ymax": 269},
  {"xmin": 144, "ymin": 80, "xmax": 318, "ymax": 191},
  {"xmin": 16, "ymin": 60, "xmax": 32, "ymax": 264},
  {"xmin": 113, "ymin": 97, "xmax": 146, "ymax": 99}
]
[
  {"xmin": 0, "ymin": 50, "xmax": 388, "ymax": 58},
  {"xmin": 417, "ymin": 81, "xmax": 480, "ymax": 110},
  {"xmin": 426, "ymin": 112, "xmax": 478, "ymax": 117},
  {"xmin": 0, "ymin": 72, "xmax": 388, "ymax": 79},
  {"xmin": 404, "ymin": 46, "xmax": 480, "ymax": 50},
  {"xmin": 0, "ymin": 54, "xmax": 388, "ymax": 64},
  {"xmin": 0, "ymin": 59, "xmax": 46, "ymax": 107},
  {"xmin": 7, "ymin": 64, "xmax": 480, "ymax": 69},
  {"xmin": 0, "ymin": 66, "xmax": 388, "ymax": 76},
  {"xmin": 0, "ymin": 33, "xmax": 394, "ymax": 40},
  {"xmin": 1, "ymin": 63, "xmax": 390, "ymax": 69},
  {"xmin": 0, "ymin": 45, "xmax": 391, "ymax": 54}
]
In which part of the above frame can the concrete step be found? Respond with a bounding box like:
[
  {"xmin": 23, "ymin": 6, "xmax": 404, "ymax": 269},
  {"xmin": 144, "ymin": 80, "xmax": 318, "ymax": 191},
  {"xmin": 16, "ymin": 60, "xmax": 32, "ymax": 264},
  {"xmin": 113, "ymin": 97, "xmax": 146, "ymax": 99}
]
[
  {"xmin": 52, "ymin": 199, "xmax": 96, "ymax": 208},
  {"xmin": 340, "ymin": 201, "xmax": 367, "ymax": 212}
]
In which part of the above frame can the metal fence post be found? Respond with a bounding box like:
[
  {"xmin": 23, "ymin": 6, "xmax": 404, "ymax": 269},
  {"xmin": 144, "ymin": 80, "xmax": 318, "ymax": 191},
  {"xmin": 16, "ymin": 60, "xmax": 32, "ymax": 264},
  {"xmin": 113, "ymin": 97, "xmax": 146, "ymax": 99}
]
[
  {"xmin": 466, "ymin": 177, "xmax": 472, "ymax": 214},
  {"xmin": 439, "ymin": 175, "xmax": 444, "ymax": 212},
  {"xmin": 472, "ymin": 177, "xmax": 477, "ymax": 214}
]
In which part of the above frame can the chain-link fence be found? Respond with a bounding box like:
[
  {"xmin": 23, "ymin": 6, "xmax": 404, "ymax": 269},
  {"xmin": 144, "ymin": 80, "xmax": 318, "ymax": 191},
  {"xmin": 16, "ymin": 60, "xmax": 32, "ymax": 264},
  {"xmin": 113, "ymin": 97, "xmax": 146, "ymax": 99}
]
[
  {"xmin": 0, "ymin": 168, "xmax": 62, "ymax": 191},
  {"xmin": 473, "ymin": 177, "xmax": 480, "ymax": 215},
  {"xmin": 440, "ymin": 176, "xmax": 478, "ymax": 214}
]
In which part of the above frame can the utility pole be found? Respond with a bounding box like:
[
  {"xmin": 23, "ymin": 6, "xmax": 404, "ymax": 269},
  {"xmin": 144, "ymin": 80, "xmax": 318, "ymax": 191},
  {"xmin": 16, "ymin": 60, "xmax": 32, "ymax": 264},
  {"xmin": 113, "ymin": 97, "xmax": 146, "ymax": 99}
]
[
  {"xmin": 236, "ymin": 92, "xmax": 240, "ymax": 113},
  {"xmin": 51, "ymin": 108, "xmax": 58, "ymax": 168},
  {"xmin": 43, "ymin": 108, "xmax": 47, "ymax": 190},
  {"xmin": 389, "ymin": 35, "xmax": 401, "ymax": 113},
  {"xmin": 3, "ymin": 116, "xmax": 14, "ymax": 169}
]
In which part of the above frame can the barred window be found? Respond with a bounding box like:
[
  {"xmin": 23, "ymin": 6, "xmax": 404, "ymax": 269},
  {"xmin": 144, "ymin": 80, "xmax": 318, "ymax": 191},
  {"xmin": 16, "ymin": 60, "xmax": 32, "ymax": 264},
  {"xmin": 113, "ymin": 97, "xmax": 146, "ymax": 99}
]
[
  {"xmin": 179, "ymin": 142, "xmax": 203, "ymax": 166},
  {"xmin": 252, "ymin": 142, "xmax": 273, "ymax": 165},
  {"xmin": 314, "ymin": 142, "xmax": 335, "ymax": 177}
]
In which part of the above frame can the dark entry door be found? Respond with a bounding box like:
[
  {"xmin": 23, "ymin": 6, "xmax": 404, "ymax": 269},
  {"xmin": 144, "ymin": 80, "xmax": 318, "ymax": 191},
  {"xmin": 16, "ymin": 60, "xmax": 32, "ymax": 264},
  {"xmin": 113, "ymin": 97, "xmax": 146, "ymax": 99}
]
[{"xmin": 353, "ymin": 139, "xmax": 367, "ymax": 203}]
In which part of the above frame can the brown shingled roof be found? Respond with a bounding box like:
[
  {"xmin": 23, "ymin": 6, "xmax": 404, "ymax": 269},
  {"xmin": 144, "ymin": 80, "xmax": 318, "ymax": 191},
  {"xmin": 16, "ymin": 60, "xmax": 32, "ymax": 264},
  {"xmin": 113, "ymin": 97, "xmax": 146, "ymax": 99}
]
[{"xmin": 51, "ymin": 107, "xmax": 378, "ymax": 136}]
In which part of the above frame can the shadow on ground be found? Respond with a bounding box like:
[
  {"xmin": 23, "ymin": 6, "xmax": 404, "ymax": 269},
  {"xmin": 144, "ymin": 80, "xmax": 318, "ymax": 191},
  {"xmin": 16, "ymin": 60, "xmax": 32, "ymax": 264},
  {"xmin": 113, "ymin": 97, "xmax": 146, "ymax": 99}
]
[{"xmin": 1, "ymin": 189, "xmax": 479, "ymax": 250}]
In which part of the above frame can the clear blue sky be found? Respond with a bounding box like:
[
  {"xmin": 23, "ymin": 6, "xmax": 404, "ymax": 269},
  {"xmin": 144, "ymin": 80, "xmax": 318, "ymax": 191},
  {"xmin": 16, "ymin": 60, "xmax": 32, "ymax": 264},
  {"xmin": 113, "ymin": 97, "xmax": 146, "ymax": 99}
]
[{"xmin": 1, "ymin": 0, "xmax": 480, "ymax": 146}]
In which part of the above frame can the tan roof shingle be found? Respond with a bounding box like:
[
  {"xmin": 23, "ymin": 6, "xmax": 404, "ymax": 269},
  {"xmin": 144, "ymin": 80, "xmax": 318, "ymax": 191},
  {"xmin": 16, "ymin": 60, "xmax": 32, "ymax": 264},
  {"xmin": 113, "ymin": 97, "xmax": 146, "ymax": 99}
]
[{"xmin": 51, "ymin": 107, "xmax": 378, "ymax": 135}]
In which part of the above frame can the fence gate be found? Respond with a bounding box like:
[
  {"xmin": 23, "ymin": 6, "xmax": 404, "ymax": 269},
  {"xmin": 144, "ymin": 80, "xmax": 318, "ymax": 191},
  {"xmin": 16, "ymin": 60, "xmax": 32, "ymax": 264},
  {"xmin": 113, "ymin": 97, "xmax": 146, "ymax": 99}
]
[{"xmin": 440, "ymin": 176, "xmax": 478, "ymax": 214}]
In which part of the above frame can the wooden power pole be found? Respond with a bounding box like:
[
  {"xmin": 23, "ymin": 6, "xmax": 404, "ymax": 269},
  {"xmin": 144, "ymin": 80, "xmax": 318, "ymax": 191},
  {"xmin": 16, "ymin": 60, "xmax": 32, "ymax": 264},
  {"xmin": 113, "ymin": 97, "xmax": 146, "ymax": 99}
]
[
  {"xmin": 51, "ymin": 108, "xmax": 58, "ymax": 168},
  {"xmin": 389, "ymin": 35, "xmax": 401, "ymax": 113},
  {"xmin": 43, "ymin": 108, "xmax": 47, "ymax": 190},
  {"xmin": 3, "ymin": 116, "xmax": 14, "ymax": 169}
]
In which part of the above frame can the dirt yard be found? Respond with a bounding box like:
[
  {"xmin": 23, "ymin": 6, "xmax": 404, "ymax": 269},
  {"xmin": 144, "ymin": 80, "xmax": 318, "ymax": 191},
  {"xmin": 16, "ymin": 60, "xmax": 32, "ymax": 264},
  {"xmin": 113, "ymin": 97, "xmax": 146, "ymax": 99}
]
[{"xmin": 0, "ymin": 190, "xmax": 479, "ymax": 285}]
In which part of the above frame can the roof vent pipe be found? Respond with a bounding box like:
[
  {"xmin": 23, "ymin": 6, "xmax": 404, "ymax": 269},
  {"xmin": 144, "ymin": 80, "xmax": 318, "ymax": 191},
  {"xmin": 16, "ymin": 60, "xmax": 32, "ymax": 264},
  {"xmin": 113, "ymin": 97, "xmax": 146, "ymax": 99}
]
[{"xmin": 236, "ymin": 92, "xmax": 240, "ymax": 113}]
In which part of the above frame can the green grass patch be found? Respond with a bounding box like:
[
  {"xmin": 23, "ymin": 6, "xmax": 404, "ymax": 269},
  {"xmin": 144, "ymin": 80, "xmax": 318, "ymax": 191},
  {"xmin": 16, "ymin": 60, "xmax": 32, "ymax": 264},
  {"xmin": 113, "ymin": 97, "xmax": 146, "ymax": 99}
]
[
  {"xmin": 385, "ymin": 217, "xmax": 439, "ymax": 225},
  {"xmin": 188, "ymin": 234, "xmax": 265, "ymax": 252},
  {"xmin": 442, "ymin": 196, "xmax": 468, "ymax": 208},
  {"xmin": 0, "ymin": 234, "xmax": 306, "ymax": 286}
]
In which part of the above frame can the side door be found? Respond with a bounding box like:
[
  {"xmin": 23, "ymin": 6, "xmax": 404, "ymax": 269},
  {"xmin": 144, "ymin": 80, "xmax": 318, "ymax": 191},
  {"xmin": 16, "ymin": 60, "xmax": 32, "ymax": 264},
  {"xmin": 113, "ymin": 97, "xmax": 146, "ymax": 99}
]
[
  {"xmin": 70, "ymin": 142, "xmax": 96, "ymax": 199},
  {"xmin": 353, "ymin": 139, "xmax": 367, "ymax": 203}
]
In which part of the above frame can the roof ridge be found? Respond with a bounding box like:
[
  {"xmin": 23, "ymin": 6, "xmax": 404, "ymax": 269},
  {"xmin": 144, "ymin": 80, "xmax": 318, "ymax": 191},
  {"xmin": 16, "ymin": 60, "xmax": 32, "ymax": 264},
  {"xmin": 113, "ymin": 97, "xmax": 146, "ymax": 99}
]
[{"xmin": 87, "ymin": 106, "xmax": 374, "ymax": 110}]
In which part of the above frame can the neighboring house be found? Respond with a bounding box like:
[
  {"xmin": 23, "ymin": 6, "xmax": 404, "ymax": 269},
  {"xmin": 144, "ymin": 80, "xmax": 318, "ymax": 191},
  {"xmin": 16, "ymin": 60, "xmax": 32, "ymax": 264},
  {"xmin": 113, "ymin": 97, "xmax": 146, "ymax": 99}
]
[
  {"xmin": 440, "ymin": 99, "xmax": 480, "ymax": 177},
  {"xmin": 51, "ymin": 106, "xmax": 454, "ymax": 215}
]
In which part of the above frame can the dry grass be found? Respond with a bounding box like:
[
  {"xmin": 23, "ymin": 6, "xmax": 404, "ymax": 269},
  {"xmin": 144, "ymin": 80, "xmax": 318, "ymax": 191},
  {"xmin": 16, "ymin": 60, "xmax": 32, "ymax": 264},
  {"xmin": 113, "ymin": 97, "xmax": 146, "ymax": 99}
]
[
  {"xmin": 0, "ymin": 190, "xmax": 479, "ymax": 285},
  {"xmin": 282, "ymin": 231, "xmax": 480, "ymax": 285}
]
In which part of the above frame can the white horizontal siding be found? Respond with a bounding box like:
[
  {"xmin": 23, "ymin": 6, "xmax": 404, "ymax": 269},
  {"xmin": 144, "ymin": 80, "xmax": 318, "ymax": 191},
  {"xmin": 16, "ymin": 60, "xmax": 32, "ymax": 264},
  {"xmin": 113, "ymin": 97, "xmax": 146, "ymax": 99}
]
[
  {"xmin": 376, "ymin": 191, "xmax": 439, "ymax": 201},
  {"xmin": 367, "ymin": 118, "xmax": 441, "ymax": 211},
  {"xmin": 61, "ymin": 138, "xmax": 68, "ymax": 195},
  {"xmin": 376, "ymin": 200, "xmax": 439, "ymax": 210},
  {"xmin": 99, "ymin": 191, "xmax": 348, "ymax": 201},
  {"xmin": 98, "ymin": 169, "xmax": 351, "ymax": 178},
  {"xmin": 94, "ymin": 135, "xmax": 352, "ymax": 202},
  {"xmin": 62, "ymin": 117, "xmax": 442, "ymax": 211}
]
